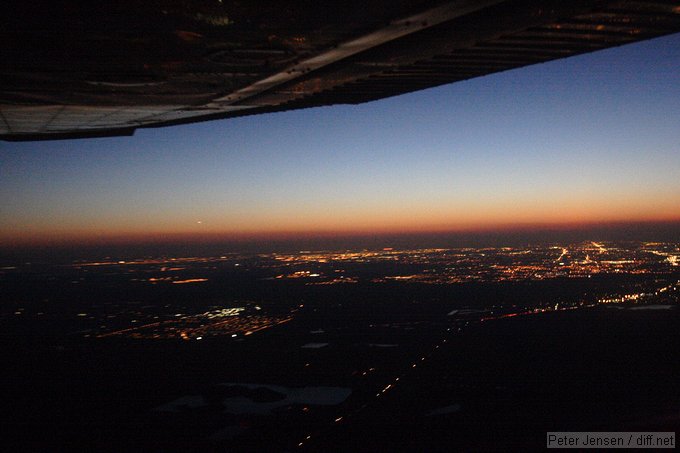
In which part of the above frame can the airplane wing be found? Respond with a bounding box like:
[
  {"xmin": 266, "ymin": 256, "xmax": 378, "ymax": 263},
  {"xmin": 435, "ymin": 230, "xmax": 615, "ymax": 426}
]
[{"xmin": 2, "ymin": 0, "xmax": 680, "ymax": 141}]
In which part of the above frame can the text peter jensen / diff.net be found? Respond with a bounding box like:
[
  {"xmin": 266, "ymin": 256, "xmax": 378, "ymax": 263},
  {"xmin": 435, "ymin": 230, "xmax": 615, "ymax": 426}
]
[{"xmin": 547, "ymin": 432, "xmax": 675, "ymax": 449}]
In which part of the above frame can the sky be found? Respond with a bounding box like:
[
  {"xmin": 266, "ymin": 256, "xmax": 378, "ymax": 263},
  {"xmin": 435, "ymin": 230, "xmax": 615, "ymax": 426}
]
[{"xmin": 1, "ymin": 33, "xmax": 680, "ymax": 247}]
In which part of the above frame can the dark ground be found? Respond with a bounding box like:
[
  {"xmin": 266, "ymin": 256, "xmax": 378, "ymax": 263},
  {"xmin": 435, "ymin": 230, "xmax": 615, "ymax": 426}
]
[{"xmin": 2, "ymin": 302, "xmax": 679, "ymax": 452}]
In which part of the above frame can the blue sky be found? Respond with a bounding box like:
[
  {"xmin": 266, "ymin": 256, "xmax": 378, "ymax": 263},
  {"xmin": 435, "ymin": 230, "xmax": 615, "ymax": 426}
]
[{"xmin": 1, "ymin": 32, "xmax": 680, "ymax": 245}]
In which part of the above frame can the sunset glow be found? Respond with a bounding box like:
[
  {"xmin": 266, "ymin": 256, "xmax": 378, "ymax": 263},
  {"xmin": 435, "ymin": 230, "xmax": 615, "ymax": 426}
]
[{"xmin": 2, "ymin": 33, "xmax": 680, "ymax": 247}]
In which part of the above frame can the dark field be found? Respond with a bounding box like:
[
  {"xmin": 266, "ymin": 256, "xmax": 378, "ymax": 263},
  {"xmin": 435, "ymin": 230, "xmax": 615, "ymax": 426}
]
[
  {"xmin": 1, "ymin": 244, "xmax": 679, "ymax": 451},
  {"xmin": 4, "ymin": 304, "xmax": 680, "ymax": 452}
]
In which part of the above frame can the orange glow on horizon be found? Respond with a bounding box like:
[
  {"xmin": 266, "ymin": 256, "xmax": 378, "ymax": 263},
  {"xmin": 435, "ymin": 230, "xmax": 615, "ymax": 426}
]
[{"xmin": 3, "ymin": 214, "xmax": 680, "ymax": 248}]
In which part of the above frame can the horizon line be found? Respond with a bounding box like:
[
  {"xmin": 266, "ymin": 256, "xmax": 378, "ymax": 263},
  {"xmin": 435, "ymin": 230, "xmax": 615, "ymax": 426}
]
[{"xmin": 3, "ymin": 218, "xmax": 680, "ymax": 249}]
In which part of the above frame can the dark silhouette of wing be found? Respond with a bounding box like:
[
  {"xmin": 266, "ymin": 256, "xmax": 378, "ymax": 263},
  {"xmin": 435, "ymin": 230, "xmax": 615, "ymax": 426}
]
[{"xmin": 2, "ymin": 0, "xmax": 680, "ymax": 141}]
